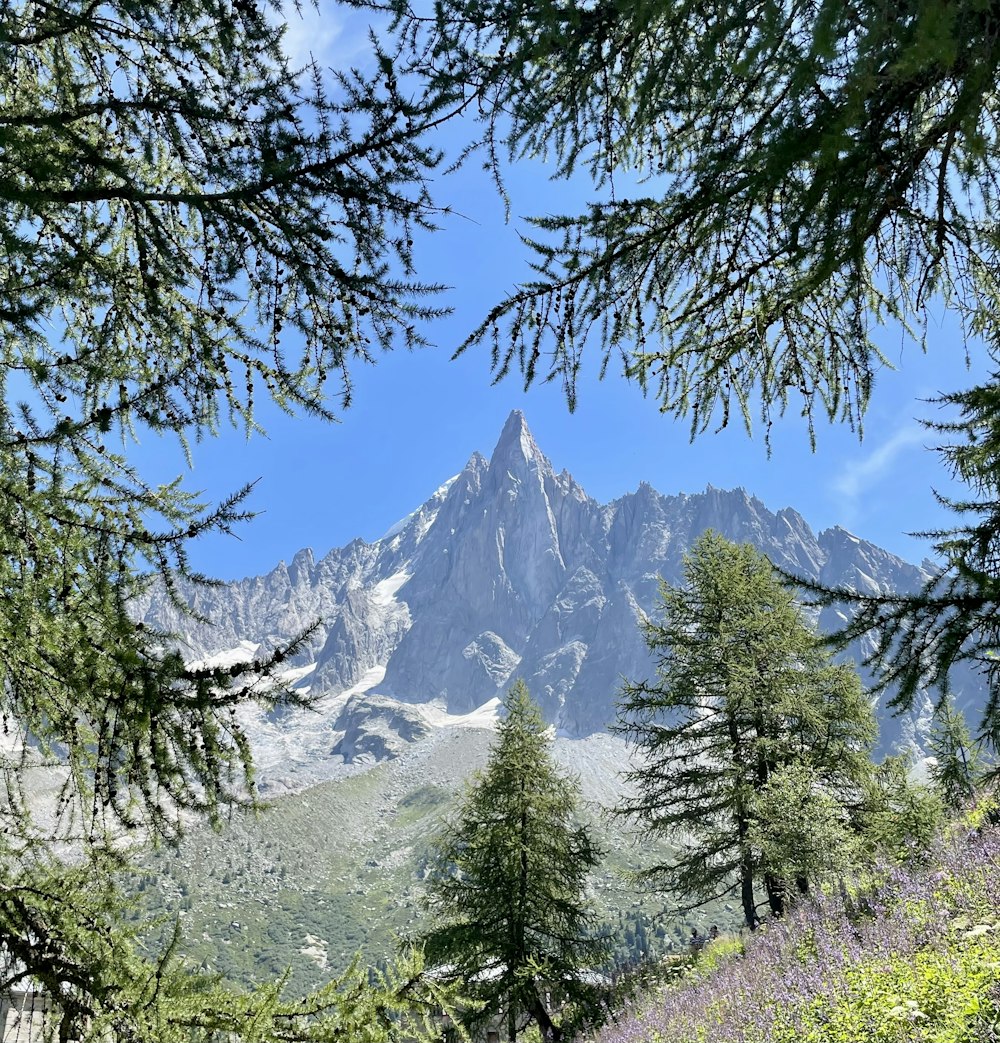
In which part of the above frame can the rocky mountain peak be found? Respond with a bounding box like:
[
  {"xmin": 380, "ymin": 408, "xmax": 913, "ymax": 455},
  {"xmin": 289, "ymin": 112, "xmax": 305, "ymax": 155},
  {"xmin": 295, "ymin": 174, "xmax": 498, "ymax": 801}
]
[
  {"xmin": 288, "ymin": 547, "xmax": 315, "ymax": 586},
  {"xmin": 136, "ymin": 415, "xmax": 981, "ymax": 789},
  {"xmin": 487, "ymin": 409, "xmax": 551, "ymax": 480}
]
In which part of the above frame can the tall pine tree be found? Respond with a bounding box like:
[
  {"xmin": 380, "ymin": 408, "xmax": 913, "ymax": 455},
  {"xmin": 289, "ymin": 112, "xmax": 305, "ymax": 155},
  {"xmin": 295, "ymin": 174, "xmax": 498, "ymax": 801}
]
[
  {"xmin": 615, "ymin": 532, "xmax": 876, "ymax": 930},
  {"xmin": 418, "ymin": 681, "xmax": 608, "ymax": 1043}
]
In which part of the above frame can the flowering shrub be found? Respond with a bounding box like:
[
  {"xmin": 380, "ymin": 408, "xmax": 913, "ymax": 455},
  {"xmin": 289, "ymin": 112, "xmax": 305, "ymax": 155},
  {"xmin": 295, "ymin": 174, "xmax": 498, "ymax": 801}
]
[{"xmin": 596, "ymin": 825, "xmax": 1000, "ymax": 1043}]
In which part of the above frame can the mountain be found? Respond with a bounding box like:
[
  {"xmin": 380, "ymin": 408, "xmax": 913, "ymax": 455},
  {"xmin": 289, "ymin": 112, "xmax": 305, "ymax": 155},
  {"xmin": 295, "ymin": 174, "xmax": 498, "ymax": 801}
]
[{"xmin": 135, "ymin": 410, "xmax": 970, "ymax": 791}]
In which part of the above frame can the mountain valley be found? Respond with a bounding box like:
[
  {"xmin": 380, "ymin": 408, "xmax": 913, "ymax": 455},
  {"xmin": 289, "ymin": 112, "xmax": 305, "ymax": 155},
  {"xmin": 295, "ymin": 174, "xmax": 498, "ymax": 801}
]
[{"xmin": 133, "ymin": 412, "xmax": 986, "ymax": 988}]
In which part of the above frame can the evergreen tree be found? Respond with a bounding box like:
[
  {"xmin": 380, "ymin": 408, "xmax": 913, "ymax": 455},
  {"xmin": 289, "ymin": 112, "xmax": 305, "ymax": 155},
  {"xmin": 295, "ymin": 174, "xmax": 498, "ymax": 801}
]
[
  {"xmin": 927, "ymin": 697, "xmax": 984, "ymax": 808},
  {"xmin": 854, "ymin": 756, "xmax": 945, "ymax": 863},
  {"xmin": 746, "ymin": 763, "xmax": 859, "ymax": 891},
  {"xmin": 615, "ymin": 532, "xmax": 876, "ymax": 930},
  {"xmin": 384, "ymin": 0, "xmax": 1000, "ymax": 434},
  {"xmin": 801, "ymin": 381, "xmax": 1000, "ymax": 752},
  {"xmin": 0, "ymin": 0, "xmax": 455, "ymax": 846},
  {"xmin": 418, "ymin": 681, "xmax": 608, "ymax": 1043},
  {"xmin": 0, "ymin": 4, "xmax": 460, "ymax": 1037}
]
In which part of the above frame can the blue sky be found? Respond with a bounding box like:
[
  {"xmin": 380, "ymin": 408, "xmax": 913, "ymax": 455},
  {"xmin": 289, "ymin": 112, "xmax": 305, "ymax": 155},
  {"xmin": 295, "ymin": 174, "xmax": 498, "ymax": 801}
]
[{"xmin": 137, "ymin": 5, "xmax": 992, "ymax": 581}]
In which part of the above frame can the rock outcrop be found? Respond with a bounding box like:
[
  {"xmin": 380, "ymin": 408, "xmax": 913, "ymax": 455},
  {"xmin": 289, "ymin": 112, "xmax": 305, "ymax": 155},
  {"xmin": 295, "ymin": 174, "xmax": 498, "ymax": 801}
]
[{"xmin": 136, "ymin": 410, "xmax": 978, "ymax": 778}]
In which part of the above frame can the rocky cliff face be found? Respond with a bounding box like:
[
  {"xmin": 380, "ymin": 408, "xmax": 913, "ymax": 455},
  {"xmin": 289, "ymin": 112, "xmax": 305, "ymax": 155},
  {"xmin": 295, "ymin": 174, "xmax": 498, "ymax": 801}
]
[{"xmin": 136, "ymin": 410, "xmax": 971, "ymax": 783}]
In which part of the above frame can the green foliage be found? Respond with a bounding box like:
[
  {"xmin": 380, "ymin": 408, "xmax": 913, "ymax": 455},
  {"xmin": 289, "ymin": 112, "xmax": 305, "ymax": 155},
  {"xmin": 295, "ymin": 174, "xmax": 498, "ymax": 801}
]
[
  {"xmin": 598, "ymin": 823, "xmax": 1000, "ymax": 1043},
  {"xmin": 119, "ymin": 736, "xmax": 686, "ymax": 996},
  {"xmin": 747, "ymin": 764, "xmax": 859, "ymax": 889},
  {"xmin": 855, "ymin": 757, "xmax": 945, "ymax": 863},
  {"xmin": 0, "ymin": 841, "xmax": 461, "ymax": 1043},
  {"xmin": 768, "ymin": 935, "xmax": 1000, "ymax": 1043},
  {"xmin": 0, "ymin": 0, "xmax": 453, "ymax": 845},
  {"xmin": 0, "ymin": 3, "xmax": 460, "ymax": 1036},
  {"xmin": 962, "ymin": 790, "xmax": 1000, "ymax": 831},
  {"xmin": 686, "ymin": 934, "xmax": 745, "ymax": 982},
  {"xmin": 615, "ymin": 532, "xmax": 877, "ymax": 929},
  {"xmin": 417, "ymin": 681, "xmax": 609, "ymax": 1042},
  {"xmin": 384, "ymin": 0, "xmax": 1000, "ymax": 437},
  {"xmin": 928, "ymin": 698, "xmax": 985, "ymax": 809}
]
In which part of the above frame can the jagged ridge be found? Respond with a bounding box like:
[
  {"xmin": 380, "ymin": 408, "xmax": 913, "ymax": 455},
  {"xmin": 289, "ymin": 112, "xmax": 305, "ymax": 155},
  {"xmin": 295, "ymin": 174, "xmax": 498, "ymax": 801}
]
[{"xmin": 136, "ymin": 410, "xmax": 969, "ymax": 788}]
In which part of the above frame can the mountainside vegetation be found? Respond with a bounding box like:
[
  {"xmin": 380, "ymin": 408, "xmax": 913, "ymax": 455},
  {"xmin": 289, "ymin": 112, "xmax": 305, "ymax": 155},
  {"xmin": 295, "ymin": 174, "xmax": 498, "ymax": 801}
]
[
  {"xmin": 128, "ymin": 728, "xmax": 701, "ymax": 996},
  {"xmin": 128, "ymin": 708, "xmax": 999, "ymax": 1043},
  {"xmin": 595, "ymin": 802, "xmax": 1000, "ymax": 1043}
]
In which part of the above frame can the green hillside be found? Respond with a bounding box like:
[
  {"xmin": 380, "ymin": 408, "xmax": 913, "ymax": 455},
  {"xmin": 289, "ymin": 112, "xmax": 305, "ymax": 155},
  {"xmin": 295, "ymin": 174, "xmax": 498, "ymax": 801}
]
[{"xmin": 129, "ymin": 730, "xmax": 734, "ymax": 993}]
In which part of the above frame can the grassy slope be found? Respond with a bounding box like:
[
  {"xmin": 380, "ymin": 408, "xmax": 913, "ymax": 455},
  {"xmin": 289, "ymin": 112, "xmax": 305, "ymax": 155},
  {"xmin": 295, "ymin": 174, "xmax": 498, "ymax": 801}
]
[
  {"xmin": 130, "ymin": 728, "xmax": 736, "ymax": 993},
  {"xmin": 599, "ymin": 811, "xmax": 1000, "ymax": 1043}
]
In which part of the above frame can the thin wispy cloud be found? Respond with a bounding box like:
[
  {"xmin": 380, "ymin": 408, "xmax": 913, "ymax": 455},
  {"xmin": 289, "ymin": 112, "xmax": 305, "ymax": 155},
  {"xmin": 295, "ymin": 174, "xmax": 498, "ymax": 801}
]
[
  {"xmin": 832, "ymin": 423, "xmax": 929, "ymax": 524},
  {"xmin": 278, "ymin": 5, "xmax": 377, "ymax": 74}
]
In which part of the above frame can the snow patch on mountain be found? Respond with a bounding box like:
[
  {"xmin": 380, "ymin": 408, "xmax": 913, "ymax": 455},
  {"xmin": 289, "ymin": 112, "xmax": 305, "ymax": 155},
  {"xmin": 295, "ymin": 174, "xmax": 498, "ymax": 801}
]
[
  {"xmin": 382, "ymin": 476, "xmax": 458, "ymax": 541},
  {"xmin": 280, "ymin": 662, "xmax": 317, "ymax": 689},
  {"xmin": 413, "ymin": 696, "xmax": 501, "ymax": 731},
  {"xmin": 139, "ymin": 410, "xmax": 982, "ymax": 785},
  {"xmin": 195, "ymin": 640, "xmax": 260, "ymax": 671},
  {"xmin": 370, "ymin": 570, "xmax": 410, "ymax": 609}
]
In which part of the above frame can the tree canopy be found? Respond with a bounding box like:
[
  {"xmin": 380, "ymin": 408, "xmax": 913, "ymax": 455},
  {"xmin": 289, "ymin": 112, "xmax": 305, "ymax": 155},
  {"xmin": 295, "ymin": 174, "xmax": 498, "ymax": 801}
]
[
  {"xmin": 386, "ymin": 0, "xmax": 1000, "ymax": 434},
  {"xmin": 417, "ymin": 681, "xmax": 608, "ymax": 1043},
  {"xmin": 0, "ymin": 3, "xmax": 462, "ymax": 1038},
  {"xmin": 615, "ymin": 532, "xmax": 877, "ymax": 929},
  {"xmin": 0, "ymin": 0, "xmax": 460, "ymax": 846}
]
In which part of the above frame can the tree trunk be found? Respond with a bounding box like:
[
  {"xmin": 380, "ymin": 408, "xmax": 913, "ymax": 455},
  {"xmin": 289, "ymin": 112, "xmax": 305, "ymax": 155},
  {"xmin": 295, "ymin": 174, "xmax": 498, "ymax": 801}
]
[
  {"xmin": 528, "ymin": 994, "xmax": 561, "ymax": 1043},
  {"xmin": 727, "ymin": 710, "xmax": 758, "ymax": 931},
  {"xmin": 764, "ymin": 872, "xmax": 785, "ymax": 918},
  {"xmin": 510, "ymin": 781, "xmax": 529, "ymax": 1043},
  {"xmin": 740, "ymin": 858, "xmax": 756, "ymax": 930}
]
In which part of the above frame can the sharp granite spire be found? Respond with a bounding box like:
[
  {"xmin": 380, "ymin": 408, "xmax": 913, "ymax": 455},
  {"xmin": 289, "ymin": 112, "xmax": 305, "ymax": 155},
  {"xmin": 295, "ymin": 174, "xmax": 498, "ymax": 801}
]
[{"xmin": 135, "ymin": 413, "xmax": 964, "ymax": 788}]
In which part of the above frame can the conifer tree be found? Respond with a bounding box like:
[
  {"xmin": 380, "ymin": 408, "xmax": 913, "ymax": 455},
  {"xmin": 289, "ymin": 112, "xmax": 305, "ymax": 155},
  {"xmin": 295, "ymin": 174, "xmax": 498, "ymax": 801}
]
[
  {"xmin": 418, "ymin": 681, "xmax": 608, "ymax": 1043},
  {"xmin": 615, "ymin": 532, "xmax": 876, "ymax": 930},
  {"xmin": 853, "ymin": 756, "xmax": 944, "ymax": 863},
  {"xmin": 384, "ymin": 0, "xmax": 1000, "ymax": 434},
  {"xmin": 927, "ymin": 697, "xmax": 984, "ymax": 808},
  {"xmin": 801, "ymin": 381, "xmax": 1000, "ymax": 751},
  {"xmin": 746, "ymin": 763, "xmax": 860, "ymax": 895},
  {"xmin": 0, "ymin": 3, "xmax": 461, "ymax": 1037},
  {"xmin": 0, "ymin": 0, "xmax": 455, "ymax": 844}
]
